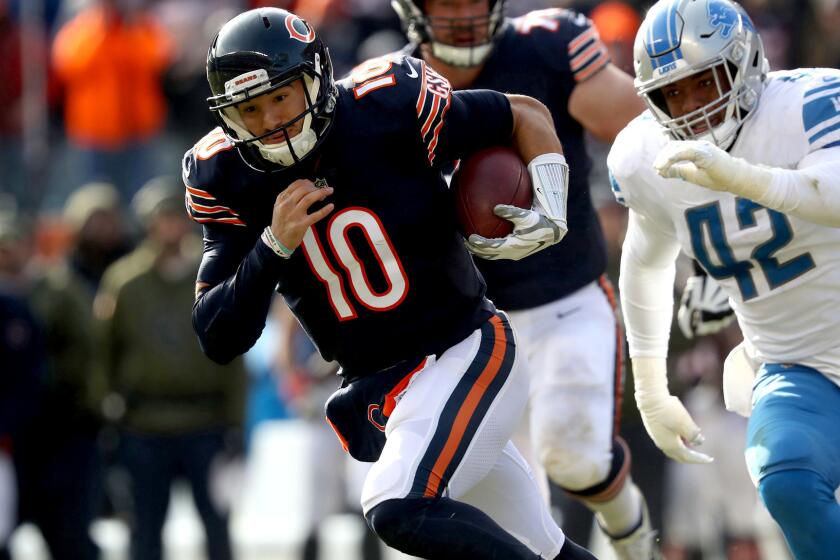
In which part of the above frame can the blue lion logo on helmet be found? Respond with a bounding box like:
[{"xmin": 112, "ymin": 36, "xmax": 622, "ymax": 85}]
[{"xmin": 707, "ymin": 0, "xmax": 737, "ymax": 38}]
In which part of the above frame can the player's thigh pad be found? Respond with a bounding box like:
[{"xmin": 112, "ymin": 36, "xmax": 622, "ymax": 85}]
[
  {"xmin": 360, "ymin": 313, "xmax": 529, "ymax": 514},
  {"xmin": 509, "ymin": 281, "xmax": 622, "ymax": 491},
  {"xmin": 746, "ymin": 364, "xmax": 840, "ymax": 487}
]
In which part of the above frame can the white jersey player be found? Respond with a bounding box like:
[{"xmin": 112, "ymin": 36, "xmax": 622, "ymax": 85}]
[{"xmin": 607, "ymin": 0, "xmax": 840, "ymax": 558}]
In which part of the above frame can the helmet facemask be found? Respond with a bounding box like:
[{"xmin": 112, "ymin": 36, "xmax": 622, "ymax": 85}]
[
  {"xmin": 218, "ymin": 72, "xmax": 322, "ymax": 167},
  {"xmin": 392, "ymin": 0, "xmax": 505, "ymax": 67},
  {"xmin": 209, "ymin": 59, "xmax": 332, "ymax": 170},
  {"xmin": 645, "ymin": 60, "xmax": 749, "ymax": 149}
]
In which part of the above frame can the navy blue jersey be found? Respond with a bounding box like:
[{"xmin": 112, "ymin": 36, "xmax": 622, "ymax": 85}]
[
  {"xmin": 184, "ymin": 56, "xmax": 513, "ymax": 378},
  {"xmin": 404, "ymin": 8, "xmax": 610, "ymax": 310}
]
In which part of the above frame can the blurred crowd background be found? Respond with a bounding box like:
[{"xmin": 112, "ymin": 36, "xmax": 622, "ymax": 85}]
[{"xmin": 0, "ymin": 0, "xmax": 837, "ymax": 558}]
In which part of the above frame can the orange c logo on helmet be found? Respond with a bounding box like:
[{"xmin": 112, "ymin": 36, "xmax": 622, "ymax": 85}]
[{"xmin": 285, "ymin": 14, "xmax": 315, "ymax": 43}]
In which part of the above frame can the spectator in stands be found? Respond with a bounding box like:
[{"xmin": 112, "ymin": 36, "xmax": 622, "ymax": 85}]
[
  {"xmin": 95, "ymin": 176, "xmax": 246, "ymax": 560},
  {"xmin": 52, "ymin": 0, "xmax": 173, "ymax": 202}
]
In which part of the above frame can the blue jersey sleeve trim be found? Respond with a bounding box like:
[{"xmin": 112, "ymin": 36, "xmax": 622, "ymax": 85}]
[
  {"xmin": 802, "ymin": 94, "xmax": 840, "ymax": 133},
  {"xmin": 608, "ymin": 169, "xmax": 627, "ymax": 206}
]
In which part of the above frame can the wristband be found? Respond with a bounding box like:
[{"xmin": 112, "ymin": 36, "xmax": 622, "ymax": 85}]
[
  {"xmin": 527, "ymin": 153, "xmax": 569, "ymax": 225},
  {"xmin": 261, "ymin": 227, "xmax": 294, "ymax": 258}
]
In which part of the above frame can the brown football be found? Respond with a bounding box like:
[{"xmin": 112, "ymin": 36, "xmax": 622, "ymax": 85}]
[{"xmin": 452, "ymin": 146, "xmax": 533, "ymax": 239}]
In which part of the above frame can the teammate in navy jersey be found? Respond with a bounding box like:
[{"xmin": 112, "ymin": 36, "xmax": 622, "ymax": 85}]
[
  {"xmin": 387, "ymin": 1, "xmax": 660, "ymax": 558},
  {"xmin": 185, "ymin": 7, "xmax": 596, "ymax": 559}
]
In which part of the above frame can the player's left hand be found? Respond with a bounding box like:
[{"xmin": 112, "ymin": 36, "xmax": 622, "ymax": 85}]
[
  {"xmin": 465, "ymin": 205, "xmax": 566, "ymax": 261},
  {"xmin": 653, "ymin": 140, "xmax": 763, "ymax": 194}
]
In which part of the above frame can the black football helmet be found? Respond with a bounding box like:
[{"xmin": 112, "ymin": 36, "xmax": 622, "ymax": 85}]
[
  {"xmin": 392, "ymin": 0, "xmax": 506, "ymax": 67},
  {"xmin": 206, "ymin": 8, "xmax": 337, "ymax": 171}
]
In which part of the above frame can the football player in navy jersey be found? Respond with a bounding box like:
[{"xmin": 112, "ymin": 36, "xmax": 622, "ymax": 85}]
[
  {"xmin": 387, "ymin": 1, "xmax": 660, "ymax": 558},
  {"xmin": 185, "ymin": 7, "xmax": 596, "ymax": 560}
]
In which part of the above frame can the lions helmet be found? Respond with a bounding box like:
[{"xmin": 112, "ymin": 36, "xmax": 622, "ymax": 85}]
[
  {"xmin": 392, "ymin": 0, "xmax": 506, "ymax": 67},
  {"xmin": 206, "ymin": 8, "xmax": 337, "ymax": 171},
  {"xmin": 634, "ymin": 0, "xmax": 768, "ymax": 149}
]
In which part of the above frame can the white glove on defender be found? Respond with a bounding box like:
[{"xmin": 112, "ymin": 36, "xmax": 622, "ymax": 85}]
[
  {"xmin": 466, "ymin": 153, "xmax": 569, "ymax": 261},
  {"xmin": 633, "ymin": 357, "xmax": 713, "ymax": 464},
  {"xmin": 677, "ymin": 274, "xmax": 736, "ymax": 339},
  {"xmin": 653, "ymin": 140, "xmax": 770, "ymax": 201}
]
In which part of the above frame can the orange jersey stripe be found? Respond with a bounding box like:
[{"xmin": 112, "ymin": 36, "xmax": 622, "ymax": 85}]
[
  {"xmin": 574, "ymin": 53, "xmax": 609, "ymax": 82},
  {"xmin": 421, "ymin": 94, "xmax": 442, "ymax": 138},
  {"xmin": 599, "ymin": 275, "xmax": 624, "ymax": 435},
  {"xmin": 326, "ymin": 416, "xmax": 350, "ymax": 453},
  {"xmin": 423, "ymin": 315, "xmax": 507, "ymax": 497},
  {"xmin": 568, "ymin": 27, "xmax": 597, "ymax": 53},
  {"xmin": 427, "ymin": 95, "xmax": 452, "ymax": 165},
  {"xmin": 416, "ymin": 61, "xmax": 429, "ymax": 114},
  {"xmin": 383, "ymin": 357, "xmax": 429, "ymax": 417},
  {"xmin": 185, "ymin": 185, "xmax": 215, "ymax": 199},
  {"xmin": 570, "ymin": 42, "xmax": 605, "ymax": 71},
  {"xmin": 188, "ymin": 198, "xmax": 238, "ymax": 215},
  {"xmin": 191, "ymin": 216, "xmax": 246, "ymax": 226}
]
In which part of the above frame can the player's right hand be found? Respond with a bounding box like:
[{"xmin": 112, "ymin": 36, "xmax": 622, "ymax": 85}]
[
  {"xmin": 465, "ymin": 205, "xmax": 566, "ymax": 261},
  {"xmin": 270, "ymin": 180, "xmax": 334, "ymax": 251},
  {"xmin": 677, "ymin": 273, "xmax": 736, "ymax": 339},
  {"xmin": 632, "ymin": 357, "xmax": 713, "ymax": 464}
]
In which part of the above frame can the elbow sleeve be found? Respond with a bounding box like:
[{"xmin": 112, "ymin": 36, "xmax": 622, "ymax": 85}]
[{"xmin": 619, "ymin": 213, "xmax": 680, "ymax": 358}]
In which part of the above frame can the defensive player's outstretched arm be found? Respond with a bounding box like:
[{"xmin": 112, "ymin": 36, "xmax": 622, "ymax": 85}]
[
  {"xmin": 655, "ymin": 142, "xmax": 840, "ymax": 228},
  {"xmin": 619, "ymin": 209, "xmax": 714, "ymax": 464},
  {"xmin": 568, "ymin": 63, "xmax": 645, "ymax": 143}
]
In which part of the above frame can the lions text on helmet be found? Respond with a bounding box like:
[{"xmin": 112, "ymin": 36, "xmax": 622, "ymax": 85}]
[
  {"xmin": 206, "ymin": 11, "xmax": 337, "ymax": 171},
  {"xmin": 633, "ymin": 0, "xmax": 767, "ymax": 150}
]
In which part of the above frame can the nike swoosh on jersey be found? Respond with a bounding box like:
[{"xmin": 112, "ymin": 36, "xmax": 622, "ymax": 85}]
[{"xmin": 405, "ymin": 61, "xmax": 418, "ymax": 79}]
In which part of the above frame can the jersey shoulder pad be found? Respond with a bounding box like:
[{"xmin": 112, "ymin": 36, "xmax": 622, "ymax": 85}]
[
  {"xmin": 769, "ymin": 68, "xmax": 840, "ymax": 152},
  {"xmin": 182, "ymin": 128, "xmax": 246, "ymax": 227},
  {"xmin": 339, "ymin": 54, "xmax": 453, "ymax": 164},
  {"xmin": 341, "ymin": 54, "xmax": 444, "ymax": 109},
  {"xmin": 607, "ymin": 113, "xmax": 665, "ymax": 208},
  {"xmin": 509, "ymin": 8, "xmax": 609, "ymax": 82}
]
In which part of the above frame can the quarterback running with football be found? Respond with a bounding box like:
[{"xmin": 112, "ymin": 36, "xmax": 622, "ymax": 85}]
[
  {"xmin": 608, "ymin": 0, "xmax": 840, "ymax": 558},
  {"xmin": 185, "ymin": 7, "xmax": 596, "ymax": 560}
]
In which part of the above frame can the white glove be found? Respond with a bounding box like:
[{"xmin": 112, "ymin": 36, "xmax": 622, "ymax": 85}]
[
  {"xmin": 633, "ymin": 357, "xmax": 713, "ymax": 464},
  {"xmin": 677, "ymin": 274, "xmax": 736, "ymax": 339},
  {"xmin": 653, "ymin": 140, "xmax": 770, "ymax": 201},
  {"xmin": 465, "ymin": 204, "xmax": 566, "ymax": 261}
]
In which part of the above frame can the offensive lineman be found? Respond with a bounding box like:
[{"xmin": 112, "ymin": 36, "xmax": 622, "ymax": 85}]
[
  {"xmin": 185, "ymin": 7, "xmax": 595, "ymax": 560},
  {"xmin": 608, "ymin": 0, "xmax": 840, "ymax": 558}
]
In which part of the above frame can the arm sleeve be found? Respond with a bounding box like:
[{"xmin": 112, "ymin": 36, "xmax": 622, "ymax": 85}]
[
  {"xmin": 755, "ymin": 147, "xmax": 840, "ymax": 227},
  {"xmin": 619, "ymin": 209, "xmax": 682, "ymax": 359},
  {"xmin": 192, "ymin": 224, "xmax": 288, "ymax": 365}
]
